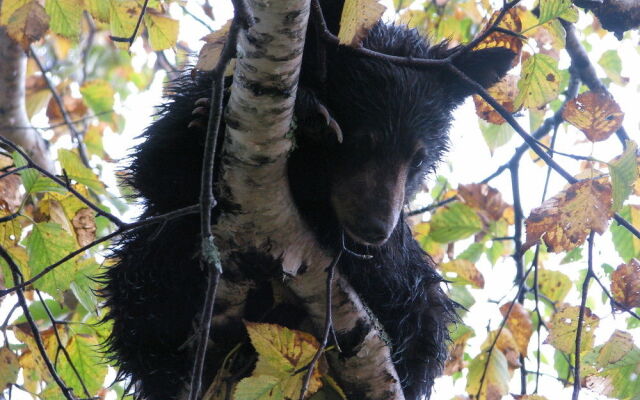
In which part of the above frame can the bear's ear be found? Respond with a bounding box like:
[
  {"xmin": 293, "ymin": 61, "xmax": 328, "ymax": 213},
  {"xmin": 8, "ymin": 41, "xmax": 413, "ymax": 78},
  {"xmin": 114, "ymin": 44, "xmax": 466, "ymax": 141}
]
[{"xmin": 445, "ymin": 47, "xmax": 516, "ymax": 102}]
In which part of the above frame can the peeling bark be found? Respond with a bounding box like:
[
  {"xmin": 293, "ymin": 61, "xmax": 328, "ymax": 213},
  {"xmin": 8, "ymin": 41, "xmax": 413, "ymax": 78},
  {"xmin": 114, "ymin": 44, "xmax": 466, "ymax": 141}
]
[
  {"xmin": 211, "ymin": 1, "xmax": 405, "ymax": 398},
  {"xmin": 0, "ymin": 28, "xmax": 53, "ymax": 171}
]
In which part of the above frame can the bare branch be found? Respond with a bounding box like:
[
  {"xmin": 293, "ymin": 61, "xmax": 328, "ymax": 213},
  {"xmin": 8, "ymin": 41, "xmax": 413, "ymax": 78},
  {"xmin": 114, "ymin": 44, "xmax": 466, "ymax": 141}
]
[
  {"xmin": 29, "ymin": 46, "xmax": 91, "ymax": 167},
  {"xmin": 572, "ymin": 231, "xmax": 596, "ymax": 400},
  {"xmin": 109, "ymin": 0, "xmax": 150, "ymax": 46},
  {"xmin": 0, "ymin": 245, "xmax": 76, "ymax": 400}
]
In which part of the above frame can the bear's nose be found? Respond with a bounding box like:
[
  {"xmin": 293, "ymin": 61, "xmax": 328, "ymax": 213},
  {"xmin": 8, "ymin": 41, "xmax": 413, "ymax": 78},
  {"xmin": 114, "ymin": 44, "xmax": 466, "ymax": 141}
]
[{"xmin": 353, "ymin": 217, "xmax": 392, "ymax": 245}]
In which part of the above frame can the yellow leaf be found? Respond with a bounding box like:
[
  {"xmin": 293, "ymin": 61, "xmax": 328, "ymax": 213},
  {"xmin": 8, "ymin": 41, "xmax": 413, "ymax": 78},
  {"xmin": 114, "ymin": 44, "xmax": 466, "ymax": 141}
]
[
  {"xmin": 6, "ymin": 1, "xmax": 50, "ymax": 50},
  {"xmin": 499, "ymin": 302, "xmax": 532, "ymax": 356},
  {"xmin": 595, "ymin": 330, "xmax": 634, "ymax": 367},
  {"xmin": 0, "ymin": 347, "xmax": 20, "ymax": 389},
  {"xmin": 535, "ymin": 268, "xmax": 571, "ymax": 303},
  {"xmin": 466, "ymin": 348, "xmax": 510, "ymax": 400},
  {"xmin": 545, "ymin": 304, "xmax": 599, "ymax": 354},
  {"xmin": 245, "ymin": 322, "xmax": 323, "ymax": 398},
  {"xmin": 338, "ymin": 0, "xmax": 386, "ymax": 46},
  {"xmin": 109, "ymin": 0, "xmax": 140, "ymax": 48},
  {"xmin": 473, "ymin": 8, "xmax": 523, "ymax": 57},
  {"xmin": 439, "ymin": 259, "xmax": 485, "ymax": 288},
  {"xmin": 0, "ymin": 0, "xmax": 30, "ymax": 25},
  {"xmin": 144, "ymin": 11, "xmax": 178, "ymax": 51},
  {"xmin": 563, "ymin": 91, "xmax": 624, "ymax": 142},
  {"xmin": 524, "ymin": 178, "xmax": 612, "ymax": 253}
]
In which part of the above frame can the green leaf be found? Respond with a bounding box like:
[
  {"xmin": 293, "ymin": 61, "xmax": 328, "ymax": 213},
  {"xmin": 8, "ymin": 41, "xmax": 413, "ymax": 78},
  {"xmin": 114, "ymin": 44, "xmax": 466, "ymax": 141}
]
[
  {"xmin": 486, "ymin": 240, "xmax": 504, "ymax": 266},
  {"xmin": 70, "ymin": 259, "xmax": 100, "ymax": 315},
  {"xmin": 582, "ymin": 342, "xmax": 640, "ymax": 399},
  {"xmin": 86, "ymin": 0, "xmax": 109, "ymax": 22},
  {"xmin": 479, "ymin": 121, "xmax": 514, "ymax": 154},
  {"xmin": 458, "ymin": 242, "xmax": 485, "ymax": 262},
  {"xmin": 80, "ymin": 80, "xmax": 115, "ymax": 122},
  {"xmin": 538, "ymin": 0, "xmax": 576, "ymax": 25},
  {"xmin": 553, "ymin": 350, "xmax": 570, "ymax": 380},
  {"xmin": 13, "ymin": 151, "xmax": 66, "ymax": 194},
  {"xmin": 449, "ymin": 285, "xmax": 476, "ymax": 312},
  {"xmin": 25, "ymin": 222, "xmax": 77, "ymax": 297},
  {"xmin": 611, "ymin": 205, "xmax": 640, "ymax": 262},
  {"xmin": 144, "ymin": 12, "xmax": 178, "ymax": 51},
  {"xmin": 57, "ymin": 149, "xmax": 105, "ymax": 193},
  {"xmin": 234, "ymin": 375, "xmax": 282, "ymax": 400},
  {"xmin": 609, "ymin": 141, "xmax": 638, "ymax": 212},
  {"xmin": 45, "ymin": 0, "xmax": 83, "ymax": 39},
  {"xmin": 56, "ymin": 335, "xmax": 107, "ymax": 396},
  {"xmin": 599, "ymin": 50, "xmax": 628, "ymax": 86},
  {"xmin": 515, "ymin": 54, "xmax": 561, "ymax": 109},
  {"xmin": 12, "ymin": 299, "xmax": 69, "ymax": 325},
  {"xmin": 429, "ymin": 203, "xmax": 483, "ymax": 243},
  {"xmin": 560, "ymin": 246, "xmax": 583, "ymax": 264}
]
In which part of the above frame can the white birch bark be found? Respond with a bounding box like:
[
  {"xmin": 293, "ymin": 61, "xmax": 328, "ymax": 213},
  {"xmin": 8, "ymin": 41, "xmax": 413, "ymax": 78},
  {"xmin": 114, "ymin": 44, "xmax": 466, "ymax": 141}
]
[
  {"xmin": 212, "ymin": 1, "xmax": 405, "ymax": 398},
  {"xmin": 0, "ymin": 28, "xmax": 53, "ymax": 171}
]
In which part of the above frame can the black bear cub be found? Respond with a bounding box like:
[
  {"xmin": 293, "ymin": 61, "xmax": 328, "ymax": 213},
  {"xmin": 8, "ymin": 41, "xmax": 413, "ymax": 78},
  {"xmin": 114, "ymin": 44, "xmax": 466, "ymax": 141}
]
[{"xmin": 101, "ymin": 1, "xmax": 514, "ymax": 399}]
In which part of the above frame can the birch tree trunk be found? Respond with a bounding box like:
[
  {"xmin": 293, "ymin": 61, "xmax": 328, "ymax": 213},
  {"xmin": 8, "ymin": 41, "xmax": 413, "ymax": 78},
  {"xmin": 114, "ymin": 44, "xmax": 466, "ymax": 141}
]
[
  {"xmin": 211, "ymin": 1, "xmax": 405, "ymax": 398},
  {"xmin": 0, "ymin": 28, "xmax": 53, "ymax": 171}
]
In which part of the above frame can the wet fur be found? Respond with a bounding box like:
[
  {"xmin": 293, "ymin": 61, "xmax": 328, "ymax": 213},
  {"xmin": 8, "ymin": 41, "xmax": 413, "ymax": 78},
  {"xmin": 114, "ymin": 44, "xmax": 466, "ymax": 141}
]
[{"xmin": 101, "ymin": 3, "xmax": 513, "ymax": 399}]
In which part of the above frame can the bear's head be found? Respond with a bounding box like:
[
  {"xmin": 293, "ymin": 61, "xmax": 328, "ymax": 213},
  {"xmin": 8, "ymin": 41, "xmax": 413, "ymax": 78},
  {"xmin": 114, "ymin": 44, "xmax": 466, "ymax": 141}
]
[{"xmin": 291, "ymin": 23, "xmax": 515, "ymax": 246}]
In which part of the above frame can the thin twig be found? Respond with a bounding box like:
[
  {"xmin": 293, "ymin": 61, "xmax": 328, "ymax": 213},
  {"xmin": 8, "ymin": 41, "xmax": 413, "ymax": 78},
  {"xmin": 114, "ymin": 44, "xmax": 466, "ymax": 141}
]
[
  {"xmin": 29, "ymin": 46, "xmax": 91, "ymax": 167},
  {"xmin": 572, "ymin": 231, "xmax": 595, "ymax": 400},
  {"xmin": 0, "ymin": 136, "xmax": 122, "ymax": 227},
  {"xmin": 109, "ymin": 0, "xmax": 150, "ymax": 47},
  {"xmin": 476, "ymin": 264, "xmax": 533, "ymax": 398},
  {"xmin": 189, "ymin": 2, "xmax": 254, "ymax": 399},
  {"xmin": 35, "ymin": 290, "xmax": 91, "ymax": 398},
  {"xmin": 509, "ymin": 160, "xmax": 527, "ymax": 394},
  {"xmin": 0, "ymin": 245, "xmax": 76, "ymax": 400},
  {"xmin": 0, "ymin": 204, "xmax": 200, "ymax": 298},
  {"xmin": 407, "ymin": 197, "xmax": 457, "ymax": 216},
  {"xmin": 299, "ymin": 248, "xmax": 342, "ymax": 400}
]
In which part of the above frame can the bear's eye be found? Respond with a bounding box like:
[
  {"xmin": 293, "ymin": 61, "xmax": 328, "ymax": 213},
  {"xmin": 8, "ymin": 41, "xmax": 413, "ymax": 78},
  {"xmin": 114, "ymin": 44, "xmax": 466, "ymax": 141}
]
[{"xmin": 411, "ymin": 148, "xmax": 427, "ymax": 168}]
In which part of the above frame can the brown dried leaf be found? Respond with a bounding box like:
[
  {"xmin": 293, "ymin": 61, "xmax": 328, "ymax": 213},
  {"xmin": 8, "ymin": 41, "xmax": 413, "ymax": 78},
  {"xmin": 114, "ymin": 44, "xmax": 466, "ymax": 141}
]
[
  {"xmin": 473, "ymin": 8, "xmax": 523, "ymax": 59},
  {"xmin": 6, "ymin": 1, "xmax": 50, "ymax": 50},
  {"xmin": 499, "ymin": 302, "xmax": 532, "ymax": 356},
  {"xmin": 610, "ymin": 258, "xmax": 640, "ymax": 309},
  {"xmin": 545, "ymin": 304, "xmax": 599, "ymax": 354},
  {"xmin": 458, "ymin": 183, "xmax": 511, "ymax": 223},
  {"xmin": 444, "ymin": 326, "xmax": 474, "ymax": 375},
  {"xmin": 196, "ymin": 20, "xmax": 231, "ymax": 72},
  {"xmin": 338, "ymin": 0, "xmax": 386, "ymax": 46},
  {"xmin": 46, "ymin": 95, "xmax": 88, "ymax": 125},
  {"xmin": 524, "ymin": 178, "xmax": 612, "ymax": 253},
  {"xmin": 72, "ymin": 208, "xmax": 96, "ymax": 247},
  {"xmin": 473, "ymin": 75, "xmax": 520, "ymax": 124},
  {"xmin": 562, "ymin": 91, "xmax": 624, "ymax": 142},
  {"xmin": 0, "ymin": 172, "xmax": 22, "ymax": 212},
  {"xmin": 482, "ymin": 328, "xmax": 521, "ymax": 370}
]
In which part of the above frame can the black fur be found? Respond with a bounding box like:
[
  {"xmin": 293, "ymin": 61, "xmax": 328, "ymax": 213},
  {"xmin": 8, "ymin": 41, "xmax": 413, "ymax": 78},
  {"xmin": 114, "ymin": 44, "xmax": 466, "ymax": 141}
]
[{"xmin": 101, "ymin": 3, "xmax": 513, "ymax": 399}]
